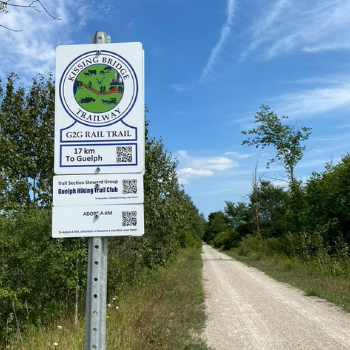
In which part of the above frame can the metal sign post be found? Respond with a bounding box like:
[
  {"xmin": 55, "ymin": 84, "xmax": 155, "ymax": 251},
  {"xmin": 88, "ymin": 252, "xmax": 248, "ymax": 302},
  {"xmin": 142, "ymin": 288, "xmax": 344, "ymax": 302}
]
[
  {"xmin": 85, "ymin": 32, "xmax": 110, "ymax": 350},
  {"xmin": 85, "ymin": 236, "xmax": 108, "ymax": 350}
]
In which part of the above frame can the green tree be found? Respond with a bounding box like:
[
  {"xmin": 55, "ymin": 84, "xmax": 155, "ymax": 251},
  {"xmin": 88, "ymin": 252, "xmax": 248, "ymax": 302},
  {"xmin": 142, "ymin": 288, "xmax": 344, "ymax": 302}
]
[
  {"xmin": 305, "ymin": 154, "xmax": 350, "ymax": 245},
  {"xmin": 171, "ymin": 191, "xmax": 205, "ymax": 248},
  {"xmin": 224, "ymin": 201, "xmax": 251, "ymax": 231},
  {"xmin": 251, "ymin": 180, "xmax": 289, "ymax": 239},
  {"xmin": 0, "ymin": 73, "xmax": 55, "ymax": 210},
  {"xmin": 203, "ymin": 211, "xmax": 229, "ymax": 243},
  {"xmin": 241, "ymin": 105, "xmax": 311, "ymax": 183},
  {"xmin": 144, "ymin": 130, "xmax": 181, "ymax": 242},
  {"xmin": 224, "ymin": 181, "xmax": 288, "ymax": 244}
]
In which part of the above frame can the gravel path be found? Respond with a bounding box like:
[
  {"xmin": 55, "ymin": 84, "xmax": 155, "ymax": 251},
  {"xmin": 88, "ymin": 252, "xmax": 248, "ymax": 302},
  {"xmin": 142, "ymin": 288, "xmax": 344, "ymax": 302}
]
[{"xmin": 201, "ymin": 243, "xmax": 350, "ymax": 350}]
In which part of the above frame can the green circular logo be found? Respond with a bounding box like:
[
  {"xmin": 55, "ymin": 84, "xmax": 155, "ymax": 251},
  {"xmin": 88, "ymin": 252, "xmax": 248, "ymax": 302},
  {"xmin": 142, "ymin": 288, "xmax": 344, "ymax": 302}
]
[
  {"xmin": 60, "ymin": 50, "xmax": 138, "ymax": 126},
  {"xmin": 73, "ymin": 64, "xmax": 124, "ymax": 113}
]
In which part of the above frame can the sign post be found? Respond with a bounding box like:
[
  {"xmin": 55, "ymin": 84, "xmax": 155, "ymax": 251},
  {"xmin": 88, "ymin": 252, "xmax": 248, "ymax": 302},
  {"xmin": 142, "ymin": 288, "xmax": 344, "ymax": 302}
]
[
  {"xmin": 52, "ymin": 31, "xmax": 145, "ymax": 350},
  {"xmin": 85, "ymin": 236, "xmax": 108, "ymax": 350},
  {"xmin": 87, "ymin": 32, "xmax": 109, "ymax": 350}
]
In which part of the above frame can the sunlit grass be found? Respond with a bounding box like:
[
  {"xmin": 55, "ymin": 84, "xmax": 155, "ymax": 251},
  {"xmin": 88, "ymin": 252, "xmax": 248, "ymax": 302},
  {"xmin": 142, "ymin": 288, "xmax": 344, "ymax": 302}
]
[
  {"xmin": 5, "ymin": 315, "xmax": 85, "ymax": 350},
  {"xmin": 6, "ymin": 247, "xmax": 208, "ymax": 350},
  {"xmin": 105, "ymin": 247, "xmax": 208, "ymax": 349}
]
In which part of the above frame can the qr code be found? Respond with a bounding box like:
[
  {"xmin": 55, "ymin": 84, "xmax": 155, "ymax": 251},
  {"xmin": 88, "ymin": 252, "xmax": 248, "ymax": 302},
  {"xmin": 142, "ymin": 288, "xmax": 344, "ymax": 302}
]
[
  {"xmin": 116, "ymin": 146, "xmax": 133, "ymax": 163},
  {"xmin": 123, "ymin": 179, "xmax": 137, "ymax": 194},
  {"xmin": 122, "ymin": 211, "xmax": 137, "ymax": 226}
]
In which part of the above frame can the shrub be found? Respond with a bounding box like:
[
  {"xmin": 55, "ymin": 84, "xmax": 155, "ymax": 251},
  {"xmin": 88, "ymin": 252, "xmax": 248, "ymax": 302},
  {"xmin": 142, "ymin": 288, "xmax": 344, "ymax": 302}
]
[
  {"xmin": 238, "ymin": 234, "xmax": 263, "ymax": 256},
  {"xmin": 0, "ymin": 209, "xmax": 87, "ymax": 344}
]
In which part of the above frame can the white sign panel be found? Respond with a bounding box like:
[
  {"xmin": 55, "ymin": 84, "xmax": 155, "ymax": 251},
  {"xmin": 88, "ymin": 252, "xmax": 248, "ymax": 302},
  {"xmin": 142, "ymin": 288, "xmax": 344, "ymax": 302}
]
[
  {"xmin": 52, "ymin": 204, "xmax": 144, "ymax": 238},
  {"xmin": 53, "ymin": 173, "xmax": 144, "ymax": 206},
  {"xmin": 54, "ymin": 42, "xmax": 144, "ymax": 174}
]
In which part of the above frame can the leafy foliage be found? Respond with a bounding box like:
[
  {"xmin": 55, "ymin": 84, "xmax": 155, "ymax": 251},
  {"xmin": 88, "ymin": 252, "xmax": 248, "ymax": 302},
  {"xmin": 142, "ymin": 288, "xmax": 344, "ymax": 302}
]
[
  {"xmin": 203, "ymin": 211, "xmax": 229, "ymax": 244},
  {"xmin": 0, "ymin": 73, "xmax": 54, "ymax": 210},
  {"xmin": 305, "ymin": 153, "xmax": 350, "ymax": 245},
  {"xmin": 251, "ymin": 180, "xmax": 289, "ymax": 239},
  {"xmin": 224, "ymin": 201, "xmax": 251, "ymax": 230},
  {"xmin": 241, "ymin": 105, "xmax": 311, "ymax": 183},
  {"xmin": 0, "ymin": 209, "xmax": 88, "ymax": 343}
]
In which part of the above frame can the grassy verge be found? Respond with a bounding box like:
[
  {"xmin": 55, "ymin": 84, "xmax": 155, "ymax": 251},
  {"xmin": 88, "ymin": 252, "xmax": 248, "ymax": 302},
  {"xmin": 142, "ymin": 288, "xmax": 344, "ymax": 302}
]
[
  {"xmin": 5, "ymin": 247, "xmax": 208, "ymax": 350},
  {"xmin": 106, "ymin": 246, "xmax": 208, "ymax": 349},
  {"xmin": 223, "ymin": 249, "xmax": 350, "ymax": 312}
]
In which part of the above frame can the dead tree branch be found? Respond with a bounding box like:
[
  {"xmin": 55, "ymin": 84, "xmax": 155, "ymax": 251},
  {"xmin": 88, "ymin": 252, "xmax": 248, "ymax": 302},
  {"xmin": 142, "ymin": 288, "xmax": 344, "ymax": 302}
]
[{"xmin": 0, "ymin": 0, "xmax": 60, "ymax": 31}]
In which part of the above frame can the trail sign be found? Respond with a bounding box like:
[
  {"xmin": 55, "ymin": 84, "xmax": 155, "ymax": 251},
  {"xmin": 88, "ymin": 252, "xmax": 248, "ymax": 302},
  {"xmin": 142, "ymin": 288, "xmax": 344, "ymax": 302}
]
[
  {"xmin": 52, "ymin": 33, "xmax": 145, "ymax": 350},
  {"xmin": 53, "ymin": 173, "xmax": 144, "ymax": 207},
  {"xmin": 52, "ymin": 203, "xmax": 144, "ymax": 238},
  {"xmin": 54, "ymin": 42, "xmax": 144, "ymax": 174}
]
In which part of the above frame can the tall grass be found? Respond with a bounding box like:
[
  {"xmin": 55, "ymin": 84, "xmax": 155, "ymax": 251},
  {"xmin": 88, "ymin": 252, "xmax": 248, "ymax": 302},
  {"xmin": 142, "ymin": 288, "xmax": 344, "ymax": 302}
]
[
  {"xmin": 5, "ymin": 247, "xmax": 208, "ymax": 350},
  {"xmin": 105, "ymin": 247, "xmax": 207, "ymax": 349}
]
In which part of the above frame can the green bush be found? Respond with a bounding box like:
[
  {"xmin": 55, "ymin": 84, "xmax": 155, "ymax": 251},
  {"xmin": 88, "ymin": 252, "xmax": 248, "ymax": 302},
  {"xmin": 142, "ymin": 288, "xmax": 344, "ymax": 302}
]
[
  {"xmin": 240, "ymin": 230, "xmax": 350, "ymax": 278},
  {"xmin": 238, "ymin": 234, "xmax": 263, "ymax": 256},
  {"xmin": 261, "ymin": 237, "xmax": 284, "ymax": 256},
  {"xmin": 0, "ymin": 209, "xmax": 87, "ymax": 343},
  {"xmin": 177, "ymin": 229, "xmax": 201, "ymax": 249},
  {"xmin": 211, "ymin": 230, "xmax": 241, "ymax": 250}
]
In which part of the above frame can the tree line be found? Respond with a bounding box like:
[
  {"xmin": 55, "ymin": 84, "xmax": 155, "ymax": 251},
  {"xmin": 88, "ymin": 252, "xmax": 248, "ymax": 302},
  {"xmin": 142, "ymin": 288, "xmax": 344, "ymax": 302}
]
[
  {"xmin": 0, "ymin": 73, "xmax": 205, "ymax": 345},
  {"xmin": 204, "ymin": 106, "xmax": 350, "ymax": 275}
]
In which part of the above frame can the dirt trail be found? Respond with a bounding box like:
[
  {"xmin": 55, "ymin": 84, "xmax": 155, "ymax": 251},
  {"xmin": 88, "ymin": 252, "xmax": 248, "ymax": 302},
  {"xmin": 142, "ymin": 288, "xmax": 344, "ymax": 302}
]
[{"xmin": 201, "ymin": 243, "xmax": 350, "ymax": 350}]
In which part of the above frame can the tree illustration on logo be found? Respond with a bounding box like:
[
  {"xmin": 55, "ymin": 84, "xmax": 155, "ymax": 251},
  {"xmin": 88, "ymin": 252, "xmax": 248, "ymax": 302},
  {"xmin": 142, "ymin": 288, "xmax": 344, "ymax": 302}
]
[{"xmin": 73, "ymin": 64, "xmax": 124, "ymax": 113}]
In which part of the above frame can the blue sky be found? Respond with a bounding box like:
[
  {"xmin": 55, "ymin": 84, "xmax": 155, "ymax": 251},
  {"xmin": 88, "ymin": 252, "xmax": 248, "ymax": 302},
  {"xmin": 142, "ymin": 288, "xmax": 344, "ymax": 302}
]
[{"xmin": 1, "ymin": 0, "xmax": 350, "ymax": 218}]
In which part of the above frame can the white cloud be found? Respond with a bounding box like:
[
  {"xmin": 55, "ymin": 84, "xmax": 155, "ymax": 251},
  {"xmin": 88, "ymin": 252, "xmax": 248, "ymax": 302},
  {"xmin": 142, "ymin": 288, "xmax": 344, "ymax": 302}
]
[
  {"xmin": 191, "ymin": 157, "xmax": 235, "ymax": 171},
  {"xmin": 172, "ymin": 84, "xmax": 189, "ymax": 92},
  {"xmin": 242, "ymin": 0, "xmax": 350, "ymax": 59},
  {"xmin": 225, "ymin": 151, "xmax": 252, "ymax": 159},
  {"xmin": 269, "ymin": 81, "xmax": 350, "ymax": 117},
  {"xmin": 176, "ymin": 150, "xmax": 238, "ymax": 184},
  {"xmin": 333, "ymin": 123, "xmax": 350, "ymax": 130},
  {"xmin": 0, "ymin": 0, "xmax": 115, "ymax": 79},
  {"xmin": 242, "ymin": 0, "xmax": 291, "ymax": 59},
  {"xmin": 177, "ymin": 168, "xmax": 213, "ymax": 181},
  {"xmin": 200, "ymin": 0, "xmax": 235, "ymax": 82},
  {"xmin": 0, "ymin": 1, "xmax": 72, "ymax": 78}
]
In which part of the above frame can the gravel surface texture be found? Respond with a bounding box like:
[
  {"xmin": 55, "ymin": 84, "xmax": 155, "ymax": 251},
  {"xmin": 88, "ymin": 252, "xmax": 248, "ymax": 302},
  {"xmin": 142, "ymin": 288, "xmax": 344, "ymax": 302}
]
[{"xmin": 201, "ymin": 243, "xmax": 350, "ymax": 350}]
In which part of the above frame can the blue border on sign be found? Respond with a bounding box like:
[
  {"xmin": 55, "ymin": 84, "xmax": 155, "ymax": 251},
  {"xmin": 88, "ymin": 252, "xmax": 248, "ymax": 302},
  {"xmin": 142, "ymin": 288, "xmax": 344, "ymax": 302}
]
[{"xmin": 59, "ymin": 142, "xmax": 138, "ymax": 168}]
